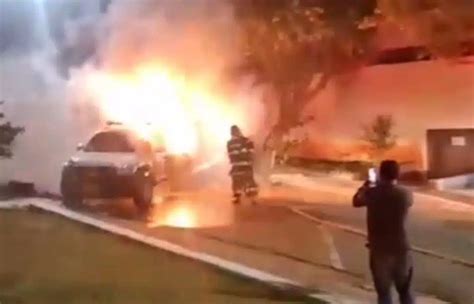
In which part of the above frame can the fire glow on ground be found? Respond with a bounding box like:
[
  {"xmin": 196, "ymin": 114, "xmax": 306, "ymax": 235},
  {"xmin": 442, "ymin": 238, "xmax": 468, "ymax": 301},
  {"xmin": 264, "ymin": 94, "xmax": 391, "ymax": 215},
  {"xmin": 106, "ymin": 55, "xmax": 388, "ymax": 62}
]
[{"xmin": 147, "ymin": 197, "xmax": 234, "ymax": 229}]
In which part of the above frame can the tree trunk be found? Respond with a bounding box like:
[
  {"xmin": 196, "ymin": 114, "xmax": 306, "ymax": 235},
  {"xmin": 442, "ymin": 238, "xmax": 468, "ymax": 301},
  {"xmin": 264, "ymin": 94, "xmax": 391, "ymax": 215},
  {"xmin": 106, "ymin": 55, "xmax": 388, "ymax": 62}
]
[
  {"xmin": 259, "ymin": 77, "xmax": 330, "ymax": 183},
  {"xmin": 259, "ymin": 87, "xmax": 297, "ymax": 184}
]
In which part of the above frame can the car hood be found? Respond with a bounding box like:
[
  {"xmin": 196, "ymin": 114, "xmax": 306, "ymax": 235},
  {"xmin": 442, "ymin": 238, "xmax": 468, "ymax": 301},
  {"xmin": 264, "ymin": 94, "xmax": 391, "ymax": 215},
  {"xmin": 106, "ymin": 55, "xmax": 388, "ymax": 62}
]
[{"xmin": 68, "ymin": 152, "xmax": 140, "ymax": 167}]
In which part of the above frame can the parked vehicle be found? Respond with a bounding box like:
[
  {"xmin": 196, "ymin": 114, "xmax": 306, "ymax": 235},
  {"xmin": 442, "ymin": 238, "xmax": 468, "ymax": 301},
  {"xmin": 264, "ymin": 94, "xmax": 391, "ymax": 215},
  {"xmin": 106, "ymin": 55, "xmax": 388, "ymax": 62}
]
[{"xmin": 61, "ymin": 124, "xmax": 165, "ymax": 211}]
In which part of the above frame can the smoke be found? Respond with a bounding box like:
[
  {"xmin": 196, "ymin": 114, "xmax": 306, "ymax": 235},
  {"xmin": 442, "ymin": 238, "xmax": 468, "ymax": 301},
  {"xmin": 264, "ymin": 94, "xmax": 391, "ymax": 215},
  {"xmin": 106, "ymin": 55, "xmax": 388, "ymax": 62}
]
[
  {"xmin": 0, "ymin": 0, "xmax": 79, "ymax": 191},
  {"xmin": 72, "ymin": 0, "xmax": 266, "ymax": 163},
  {"xmin": 0, "ymin": 0, "xmax": 265, "ymax": 192},
  {"xmin": 99, "ymin": 1, "xmax": 236, "ymax": 74}
]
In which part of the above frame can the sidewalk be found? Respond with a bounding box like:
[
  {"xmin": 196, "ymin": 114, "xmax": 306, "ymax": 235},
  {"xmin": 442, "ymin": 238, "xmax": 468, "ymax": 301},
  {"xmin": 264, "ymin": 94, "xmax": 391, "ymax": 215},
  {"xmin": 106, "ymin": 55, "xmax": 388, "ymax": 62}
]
[
  {"xmin": 419, "ymin": 187, "xmax": 474, "ymax": 206},
  {"xmin": 273, "ymin": 165, "xmax": 474, "ymax": 206},
  {"xmin": 270, "ymin": 172, "xmax": 474, "ymax": 213}
]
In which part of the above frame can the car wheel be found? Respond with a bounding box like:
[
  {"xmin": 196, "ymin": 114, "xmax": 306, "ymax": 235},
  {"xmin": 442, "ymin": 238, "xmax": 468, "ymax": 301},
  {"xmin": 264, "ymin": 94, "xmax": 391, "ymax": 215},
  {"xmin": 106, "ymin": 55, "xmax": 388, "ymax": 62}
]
[
  {"xmin": 60, "ymin": 168, "xmax": 84, "ymax": 209},
  {"xmin": 133, "ymin": 176, "xmax": 154, "ymax": 212}
]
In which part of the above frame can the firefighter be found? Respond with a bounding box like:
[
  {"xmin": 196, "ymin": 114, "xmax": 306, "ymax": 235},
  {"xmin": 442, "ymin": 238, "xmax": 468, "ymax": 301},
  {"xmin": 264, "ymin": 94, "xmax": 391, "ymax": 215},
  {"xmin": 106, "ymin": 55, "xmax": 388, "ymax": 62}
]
[{"xmin": 227, "ymin": 125, "xmax": 258, "ymax": 205}]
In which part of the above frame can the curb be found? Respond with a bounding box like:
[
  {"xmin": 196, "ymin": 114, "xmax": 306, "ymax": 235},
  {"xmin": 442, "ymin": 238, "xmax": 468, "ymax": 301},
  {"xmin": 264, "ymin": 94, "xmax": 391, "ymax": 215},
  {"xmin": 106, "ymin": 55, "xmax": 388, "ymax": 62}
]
[
  {"xmin": 271, "ymin": 173, "xmax": 474, "ymax": 213},
  {"xmin": 0, "ymin": 201, "xmax": 30, "ymax": 209}
]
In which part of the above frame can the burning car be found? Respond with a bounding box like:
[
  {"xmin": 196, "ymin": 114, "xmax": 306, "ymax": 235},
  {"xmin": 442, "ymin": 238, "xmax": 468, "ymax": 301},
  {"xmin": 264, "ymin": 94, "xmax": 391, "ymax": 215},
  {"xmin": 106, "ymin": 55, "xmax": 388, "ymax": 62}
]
[{"xmin": 60, "ymin": 122, "xmax": 165, "ymax": 210}]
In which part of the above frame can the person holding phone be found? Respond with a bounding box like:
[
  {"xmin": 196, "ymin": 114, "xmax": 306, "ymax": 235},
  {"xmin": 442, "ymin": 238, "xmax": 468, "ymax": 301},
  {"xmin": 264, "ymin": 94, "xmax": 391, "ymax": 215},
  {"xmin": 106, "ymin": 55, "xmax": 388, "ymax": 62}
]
[{"xmin": 353, "ymin": 160, "xmax": 415, "ymax": 304}]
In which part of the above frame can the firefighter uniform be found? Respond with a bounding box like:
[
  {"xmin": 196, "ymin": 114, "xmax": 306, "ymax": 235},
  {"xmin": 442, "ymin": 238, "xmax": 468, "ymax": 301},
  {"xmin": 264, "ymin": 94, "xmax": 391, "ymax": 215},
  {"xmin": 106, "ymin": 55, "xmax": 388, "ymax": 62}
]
[{"xmin": 227, "ymin": 135, "xmax": 258, "ymax": 204}]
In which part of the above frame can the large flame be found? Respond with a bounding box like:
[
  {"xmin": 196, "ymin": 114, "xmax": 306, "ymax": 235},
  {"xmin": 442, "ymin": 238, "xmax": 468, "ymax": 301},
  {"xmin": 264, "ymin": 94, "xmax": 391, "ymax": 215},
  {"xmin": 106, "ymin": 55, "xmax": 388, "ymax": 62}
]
[{"xmin": 86, "ymin": 65, "xmax": 242, "ymax": 155}]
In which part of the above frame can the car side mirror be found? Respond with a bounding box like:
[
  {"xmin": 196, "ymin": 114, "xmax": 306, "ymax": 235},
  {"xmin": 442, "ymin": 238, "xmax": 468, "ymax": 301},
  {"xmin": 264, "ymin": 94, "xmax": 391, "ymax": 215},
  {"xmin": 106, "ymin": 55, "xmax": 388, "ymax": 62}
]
[{"xmin": 77, "ymin": 143, "xmax": 84, "ymax": 151}]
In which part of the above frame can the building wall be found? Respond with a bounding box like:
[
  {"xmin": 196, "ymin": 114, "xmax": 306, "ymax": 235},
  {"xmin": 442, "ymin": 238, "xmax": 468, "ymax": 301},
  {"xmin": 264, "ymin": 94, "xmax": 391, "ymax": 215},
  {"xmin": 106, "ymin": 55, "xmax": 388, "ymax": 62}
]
[
  {"xmin": 427, "ymin": 129, "xmax": 474, "ymax": 178},
  {"xmin": 295, "ymin": 57, "xmax": 474, "ymax": 170}
]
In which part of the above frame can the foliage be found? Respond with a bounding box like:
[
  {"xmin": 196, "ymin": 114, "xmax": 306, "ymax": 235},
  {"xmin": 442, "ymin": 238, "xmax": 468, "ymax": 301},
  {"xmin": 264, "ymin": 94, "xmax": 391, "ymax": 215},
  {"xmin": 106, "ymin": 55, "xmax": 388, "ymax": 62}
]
[
  {"xmin": 0, "ymin": 101, "xmax": 24, "ymax": 158},
  {"xmin": 362, "ymin": 114, "xmax": 397, "ymax": 157},
  {"xmin": 379, "ymin": 0, "xmax": 474, "ymax": 57},
  {"xmin": 233, "ymin": 0, "xmax": 472, "ymax": 154},
  {"xmin": 233, "ymin": 0, "xmax": 378, "ymax": 149}
]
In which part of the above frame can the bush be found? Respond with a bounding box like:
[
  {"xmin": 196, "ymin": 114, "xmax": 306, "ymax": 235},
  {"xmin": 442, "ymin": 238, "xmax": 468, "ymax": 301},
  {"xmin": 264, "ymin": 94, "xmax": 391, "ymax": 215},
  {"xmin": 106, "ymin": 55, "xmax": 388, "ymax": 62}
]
[
  {"xmin": 362, "ymin": 114, "xmax": 397, "ymax": 160},
  {"xmin": 0, "ymin": 101, "xmax": 24, "ymax": 158}
]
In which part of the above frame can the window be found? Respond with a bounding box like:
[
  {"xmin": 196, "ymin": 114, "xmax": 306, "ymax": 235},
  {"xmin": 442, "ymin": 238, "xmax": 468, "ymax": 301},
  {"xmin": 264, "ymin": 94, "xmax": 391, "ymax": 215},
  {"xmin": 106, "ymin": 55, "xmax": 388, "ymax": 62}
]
[{"xmin": 84, "ymin": 131, "xmax": 135, "ymax": 153}]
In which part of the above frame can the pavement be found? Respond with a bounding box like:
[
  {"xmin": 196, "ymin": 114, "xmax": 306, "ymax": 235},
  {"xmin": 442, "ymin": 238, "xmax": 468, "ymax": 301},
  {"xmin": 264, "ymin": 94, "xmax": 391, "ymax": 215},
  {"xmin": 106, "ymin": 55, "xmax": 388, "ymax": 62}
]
[
  {"xmin": 270, "ymin": 173, "xmax": 474, "ymax": 303},
  {"xmin": 1, "ymin": 169, "xmax": 471, "ymax": 303},
  {"xmin": 435, "ymin": 188, "xmax": 474, "ymax": 200}
]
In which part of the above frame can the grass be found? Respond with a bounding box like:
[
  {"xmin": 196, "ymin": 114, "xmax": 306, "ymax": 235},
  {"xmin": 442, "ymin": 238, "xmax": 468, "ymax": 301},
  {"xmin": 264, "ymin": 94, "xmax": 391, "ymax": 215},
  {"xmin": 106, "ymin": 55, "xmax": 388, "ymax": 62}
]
[{"xmin": 0, "ymin": 210, "xmax": 324, "ymax": 304}]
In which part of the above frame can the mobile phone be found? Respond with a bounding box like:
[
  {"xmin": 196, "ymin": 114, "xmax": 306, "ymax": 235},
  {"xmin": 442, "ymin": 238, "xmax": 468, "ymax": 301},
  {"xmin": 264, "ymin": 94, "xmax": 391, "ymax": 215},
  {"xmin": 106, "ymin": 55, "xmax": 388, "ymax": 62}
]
[{"xmin": 368, "ymin": 168, "xmax": 377, "ymax": 187}]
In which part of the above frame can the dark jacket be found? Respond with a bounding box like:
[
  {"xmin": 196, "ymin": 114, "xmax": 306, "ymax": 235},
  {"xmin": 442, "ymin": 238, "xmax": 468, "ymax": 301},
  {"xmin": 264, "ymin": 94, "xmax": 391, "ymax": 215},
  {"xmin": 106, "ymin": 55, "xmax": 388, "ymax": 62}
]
[
  {"xmin": 227, "ymin": 136, "xmax": 255, "ymax": 176},
  {"xmin": 353, "ymin": 182, "xmax": 413, "ymax": 253}
]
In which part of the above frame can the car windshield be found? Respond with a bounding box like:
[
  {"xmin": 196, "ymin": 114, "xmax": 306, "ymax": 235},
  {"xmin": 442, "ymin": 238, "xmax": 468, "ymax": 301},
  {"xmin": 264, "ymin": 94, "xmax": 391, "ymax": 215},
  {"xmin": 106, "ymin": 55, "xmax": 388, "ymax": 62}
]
[{"xmin": 84, "ymin": 131, "xmax": 135, "ymax": 153}]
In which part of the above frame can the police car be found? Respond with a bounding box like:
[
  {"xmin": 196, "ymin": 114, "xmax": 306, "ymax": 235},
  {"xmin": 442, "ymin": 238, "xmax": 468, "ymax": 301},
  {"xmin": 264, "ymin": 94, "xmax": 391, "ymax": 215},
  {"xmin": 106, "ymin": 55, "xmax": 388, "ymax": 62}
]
[{"xmin": 60, "ymin": 122, "xmax": 165, "ymax": 211}]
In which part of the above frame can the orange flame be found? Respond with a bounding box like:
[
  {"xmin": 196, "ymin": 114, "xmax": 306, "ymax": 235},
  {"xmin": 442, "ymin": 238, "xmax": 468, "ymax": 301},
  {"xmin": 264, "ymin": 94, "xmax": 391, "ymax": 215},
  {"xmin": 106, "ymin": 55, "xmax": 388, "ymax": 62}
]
[
  {"xmin": 147, "ymin": 203, "xmax": 198, "ymax": 228},
  {"xmin": 86, "ymin": 65, "xmax": 245, "ymax": 156},
  {"xmin": 164, "ymin": 206, "xmax": 197, "ymax": 228}
]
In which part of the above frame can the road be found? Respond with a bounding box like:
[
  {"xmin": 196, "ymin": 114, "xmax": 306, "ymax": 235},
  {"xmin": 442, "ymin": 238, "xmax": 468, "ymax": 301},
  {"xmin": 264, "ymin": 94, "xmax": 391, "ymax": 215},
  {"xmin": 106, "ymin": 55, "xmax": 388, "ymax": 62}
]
[
  {"xmin": 4, "ymin": 164, "xmax": 471, "ymax": 303},
  {"xmin": 43, "ymin": 161, "xmax": 470, "ymax": 303},
  {"xmin": 266, "ymin": 174, "xmax": 474, "ymax": 304},
  {"xmin": 174, "ymin": 168, "xmax": 473, "ymax": 303}
]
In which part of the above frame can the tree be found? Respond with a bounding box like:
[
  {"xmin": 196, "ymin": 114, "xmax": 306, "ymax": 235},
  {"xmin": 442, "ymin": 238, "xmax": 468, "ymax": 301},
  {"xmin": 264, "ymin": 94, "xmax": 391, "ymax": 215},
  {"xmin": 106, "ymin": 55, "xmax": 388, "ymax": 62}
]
[
  {"xmin": 379, "ymin": 0, "xmax": 474, "ymax": 58},
  {"xmin": 234, "ymin": 1, "xmax": 472, "ymax": 140},
  {"xmin": 0, "ymin": 101, "xmax": 24, "ymax": 158},
  {"xmin": 233, "ymin": 0, "xmax": 378, "ymax": 151},
  {"xmin": 362, "ymin": 114, "xmax": 396, "ymax": 160},
  {"xmin": 233, "ymin": 0, "xmax": 471, "ymax": 177}
]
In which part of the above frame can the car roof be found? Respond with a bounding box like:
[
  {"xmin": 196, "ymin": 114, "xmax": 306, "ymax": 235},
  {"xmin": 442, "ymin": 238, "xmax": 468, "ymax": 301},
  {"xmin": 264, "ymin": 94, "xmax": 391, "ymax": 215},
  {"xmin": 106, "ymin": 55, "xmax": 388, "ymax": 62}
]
[
  {"xmin": 103, "ymin": 125, "xmax": 133, "ymax": 133},
  {"xmin": 90, "ymin": 126, "xmax": 141, "ymax": 142}
]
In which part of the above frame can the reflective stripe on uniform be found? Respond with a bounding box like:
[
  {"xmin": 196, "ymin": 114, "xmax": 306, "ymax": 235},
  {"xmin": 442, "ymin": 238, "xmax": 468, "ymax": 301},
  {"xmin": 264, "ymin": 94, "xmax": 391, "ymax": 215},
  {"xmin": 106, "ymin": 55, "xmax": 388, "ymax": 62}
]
[
  {"xmin": 229, "ymin": 148, "xmax": 251, "ymax": 154},
  {"xmin": 228, "ymin": 143, "xmax": 242, "ymax": 149},
  {"xmin": 245, "ymin": 187, "xmax": 258, "ymax": 196},
  {"xmin": 231, "ymin": 161, "xmax": 252, "ymax": 166},
  {"xmin": 231, "ymin": 171, "xmax": 252, "ymax": 176}
]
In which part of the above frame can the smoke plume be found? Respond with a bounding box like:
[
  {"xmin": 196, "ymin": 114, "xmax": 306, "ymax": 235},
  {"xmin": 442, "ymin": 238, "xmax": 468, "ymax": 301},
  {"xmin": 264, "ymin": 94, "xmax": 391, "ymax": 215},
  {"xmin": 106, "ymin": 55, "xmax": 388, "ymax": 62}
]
[{"xmin": 0, "ymin": 0, "xmax": 265, "ymax": 192}]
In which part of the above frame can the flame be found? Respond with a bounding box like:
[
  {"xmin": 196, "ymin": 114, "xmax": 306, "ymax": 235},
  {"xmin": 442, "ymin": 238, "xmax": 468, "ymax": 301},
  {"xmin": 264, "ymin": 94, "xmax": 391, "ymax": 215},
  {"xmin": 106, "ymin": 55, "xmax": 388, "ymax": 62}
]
[
  {"xmin": 86, "ymin": 65, "xmax": 244, "ymax": 155},
  {"xmin": 146, "ymin": 198, "xmax": 234, "ymax": 229},
  {"xmin": 165, "ymin": 206, "xmax": 197, "ymax": 228},
  {"xmin": 147, "ymin": 204, "xmax": 197, "ymax": 228}
]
